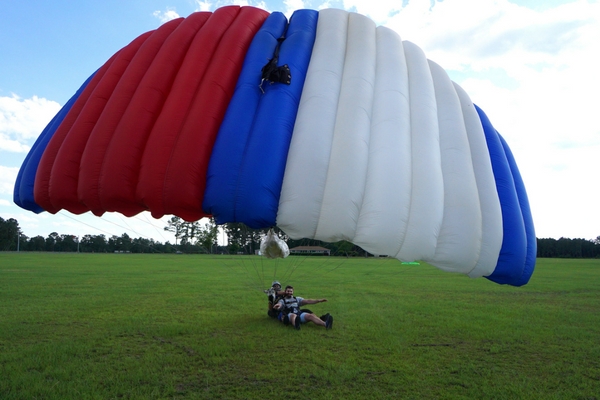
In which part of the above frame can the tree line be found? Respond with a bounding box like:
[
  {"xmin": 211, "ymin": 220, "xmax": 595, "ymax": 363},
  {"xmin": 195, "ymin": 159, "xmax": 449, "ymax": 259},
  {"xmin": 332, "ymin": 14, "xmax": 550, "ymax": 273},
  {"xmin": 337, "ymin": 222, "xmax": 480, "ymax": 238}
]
[
  {"xmin": 0, "ymin": 216, "xmax": 373, "ymax": 256},
  {"xmin": 2, "ymin": 216, "xmax": 600, "ymax": 258},
  {"xmin": 536, "ymin": 237, "xmax": 600, "ymax": 258}
]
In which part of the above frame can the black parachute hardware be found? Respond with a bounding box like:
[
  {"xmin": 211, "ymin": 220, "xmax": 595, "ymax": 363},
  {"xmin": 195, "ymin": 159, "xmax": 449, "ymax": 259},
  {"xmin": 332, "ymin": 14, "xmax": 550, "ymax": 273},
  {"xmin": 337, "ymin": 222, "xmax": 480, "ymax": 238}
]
[{"xmin": 259, "ymin": 23, "xmax": 291, "ymax": 93}]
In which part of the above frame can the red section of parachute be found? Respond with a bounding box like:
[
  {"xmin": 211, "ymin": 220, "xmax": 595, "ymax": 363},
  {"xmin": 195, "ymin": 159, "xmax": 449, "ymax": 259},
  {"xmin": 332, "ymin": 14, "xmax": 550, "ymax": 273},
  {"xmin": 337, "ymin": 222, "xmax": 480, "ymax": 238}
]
[
  {"xmin": 33, "ymin": 52, "xmax": 118, "ymax": 215},
  {"xmin": 79, "ymin": 17, "xmax": 184, "ymax": 217},
  {"xmin": 38, "ymin": 29, "xmax": 159, "ymax": 215},
  {"xmin": 139, "ymin": 6, "xmax": 269, "ymax": 222},
  {"xmin": 136, "ymin": 8, "xmax": 242, "ymax": 221},
  {"xmin": 33, "ymin": 6, "xmax": 269, "ymax": 220},
  {"xmin": 34, "ymin": 31, "xmax": 154, "ymax": 214},
  {"xmin": 97, "ymin": 11, "xmax": 212, "ymax": 217}
]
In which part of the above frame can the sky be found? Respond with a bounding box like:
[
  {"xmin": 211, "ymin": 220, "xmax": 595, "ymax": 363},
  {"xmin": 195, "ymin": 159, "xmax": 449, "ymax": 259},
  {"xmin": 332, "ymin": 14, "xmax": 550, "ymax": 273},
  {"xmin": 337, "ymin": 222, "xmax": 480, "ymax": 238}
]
[{"xmin": 1, "ymin": 0, "xmax": 598, "ymax": 244}]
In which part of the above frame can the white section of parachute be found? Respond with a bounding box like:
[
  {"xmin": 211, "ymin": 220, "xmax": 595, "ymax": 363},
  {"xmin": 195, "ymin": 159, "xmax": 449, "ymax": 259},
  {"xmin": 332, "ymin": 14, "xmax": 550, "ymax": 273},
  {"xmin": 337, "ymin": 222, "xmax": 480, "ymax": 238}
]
[
  {"xmin": 277, "ymin": 9, "xmax": 503, "ymax": 277},
  {"xmin": 260, "ymin": 229, "xmax": 290, "ymax": 259}
]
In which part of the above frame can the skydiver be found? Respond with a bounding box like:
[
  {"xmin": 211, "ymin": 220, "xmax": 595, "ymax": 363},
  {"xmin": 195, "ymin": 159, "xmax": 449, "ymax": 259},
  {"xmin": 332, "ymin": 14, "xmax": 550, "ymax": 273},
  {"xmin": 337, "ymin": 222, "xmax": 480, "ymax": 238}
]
[
  {"xmin": 265, "ymin": 281, "xmax": 325, "ymax": 322},
  {"xmin": 273, "ymin": 285, "xmax": 333, "ymax": 330},
  {"xmin": 265, "ymin": 280, "xmax": 285, "ymax": 318}
]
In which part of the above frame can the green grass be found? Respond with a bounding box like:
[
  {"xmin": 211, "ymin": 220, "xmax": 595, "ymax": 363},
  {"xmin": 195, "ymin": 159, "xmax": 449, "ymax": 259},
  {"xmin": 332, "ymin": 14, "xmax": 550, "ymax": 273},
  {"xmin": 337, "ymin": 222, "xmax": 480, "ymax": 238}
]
[{"xmin": 1, "ymin": 253, "xmax": 599, "ymax": 399}]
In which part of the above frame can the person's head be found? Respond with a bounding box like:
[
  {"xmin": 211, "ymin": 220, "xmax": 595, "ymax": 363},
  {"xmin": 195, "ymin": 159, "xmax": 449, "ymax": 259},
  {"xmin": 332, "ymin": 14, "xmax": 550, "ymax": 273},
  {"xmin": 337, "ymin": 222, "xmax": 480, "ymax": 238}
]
[
  {"xmin": 272, "ymin": 281, "xmax": 281, "ymax": 290},
  {"xmin": 284, "ymin": 285, "xmax": 294, "ymax": 297}
]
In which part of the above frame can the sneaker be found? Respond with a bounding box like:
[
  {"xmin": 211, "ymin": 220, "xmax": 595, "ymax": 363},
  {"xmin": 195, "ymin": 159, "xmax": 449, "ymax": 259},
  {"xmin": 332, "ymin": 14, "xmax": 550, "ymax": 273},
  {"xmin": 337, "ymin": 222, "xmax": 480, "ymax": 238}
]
[
  {"xmin": 320, "ymin": 313, "xmax": 330, "ymax": 321},
  {"xmin": 325, "ymin": 315, "xmax": 333, "ymax": 330}
]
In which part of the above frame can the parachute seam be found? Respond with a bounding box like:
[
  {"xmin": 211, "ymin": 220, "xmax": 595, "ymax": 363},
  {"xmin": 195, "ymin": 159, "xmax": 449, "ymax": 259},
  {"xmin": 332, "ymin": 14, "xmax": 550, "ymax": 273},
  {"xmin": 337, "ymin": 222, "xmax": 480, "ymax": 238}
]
[
  {"xmin": 352, "ymin": 23, "xmax": 377, "ymax": 245},
  {"xmin": 232, "ymin": 18, "xmax": 290, "ymax": 223},
  {"xmin": 161, "ymin": 7, "xmax": 241, "ymax": 218},
  {"xmin": 96, "ymin": 17, "xmax": 183, "ymax": 215},
  {"xmin": 313, "ymin": 10, "xmax": 350, "ymax": 240},
  {"xmin": 393, "ymin": 41, "xmax": 415, "ymax": 260}
]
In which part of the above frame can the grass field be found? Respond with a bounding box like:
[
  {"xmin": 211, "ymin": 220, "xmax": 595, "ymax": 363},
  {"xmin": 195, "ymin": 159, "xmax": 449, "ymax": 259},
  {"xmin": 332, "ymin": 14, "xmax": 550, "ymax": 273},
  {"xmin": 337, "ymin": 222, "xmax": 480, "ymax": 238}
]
[{"xmin": 1, "ymin": 253, "xmax": 599, "ymax": 399}]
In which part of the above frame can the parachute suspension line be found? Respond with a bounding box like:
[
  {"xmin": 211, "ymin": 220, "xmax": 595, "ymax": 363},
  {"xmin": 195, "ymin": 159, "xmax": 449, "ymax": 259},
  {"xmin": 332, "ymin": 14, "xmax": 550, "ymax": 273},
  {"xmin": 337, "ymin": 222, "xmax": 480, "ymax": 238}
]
[
  {"xmin": 56, "ymin": 211, "xmax": 163, "ymax": 253},
  {"xmin": 278, "ymin": 253, "xmax": 309, "ymax": 283},
  {"xmin": 261, "ymin": 254, "xmax": 265, "ymax": 286},
  {"xmin": 259, "ymin": 20, "xmax": 291, "ymax": 93},
  {"xmin": 211, "ymin": 251, "xmax": 265, "ymax": 293},
  {"xmin": 139, "ymin": 213, "xmax": 169, "ymax": 242},
  {"xmin": 283, "ymin": 254, "xmax": 343, "ymax": 284},
  {"xmin": 238, "ymin": 254, "xmax": 263, "ymax": 290},
  {"xmin": 58, "ymin": 211, "xmax": 120, "ymax": 238},
  {"xmin": 116, "ymin": 214, "xmax": 137, "ymax": 236}
]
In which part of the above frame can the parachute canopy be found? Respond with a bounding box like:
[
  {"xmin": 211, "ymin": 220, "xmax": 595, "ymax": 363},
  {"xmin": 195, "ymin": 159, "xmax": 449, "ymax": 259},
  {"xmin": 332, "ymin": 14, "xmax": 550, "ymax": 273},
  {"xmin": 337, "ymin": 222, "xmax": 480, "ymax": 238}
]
[{"xmin": 13, "ymin": 6, "xmax": 535, "ymax": 286}]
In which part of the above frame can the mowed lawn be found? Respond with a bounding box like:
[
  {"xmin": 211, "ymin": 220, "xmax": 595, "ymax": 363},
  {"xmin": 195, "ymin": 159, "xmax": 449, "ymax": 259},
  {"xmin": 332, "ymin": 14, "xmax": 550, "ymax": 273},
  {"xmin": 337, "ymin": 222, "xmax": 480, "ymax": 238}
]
[{"xmin": 0, "ymin": 253, "xmax": 599, "ymax": 399}]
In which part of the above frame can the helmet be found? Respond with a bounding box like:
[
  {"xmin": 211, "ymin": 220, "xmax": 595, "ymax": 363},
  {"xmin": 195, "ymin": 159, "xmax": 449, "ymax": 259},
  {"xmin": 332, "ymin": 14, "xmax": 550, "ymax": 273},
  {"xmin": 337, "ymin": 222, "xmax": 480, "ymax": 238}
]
[{"xmin": 272, "ymin": 281, "xmax": 281, "ymax": 287}]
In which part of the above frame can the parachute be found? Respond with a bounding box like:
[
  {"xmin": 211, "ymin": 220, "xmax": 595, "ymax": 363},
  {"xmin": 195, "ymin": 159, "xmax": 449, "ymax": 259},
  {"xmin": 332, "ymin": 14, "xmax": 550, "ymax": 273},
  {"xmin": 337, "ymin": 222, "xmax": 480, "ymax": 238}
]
[{"xmin": 13, "ymin": 6, "xmax": 536, "ymax": 286}]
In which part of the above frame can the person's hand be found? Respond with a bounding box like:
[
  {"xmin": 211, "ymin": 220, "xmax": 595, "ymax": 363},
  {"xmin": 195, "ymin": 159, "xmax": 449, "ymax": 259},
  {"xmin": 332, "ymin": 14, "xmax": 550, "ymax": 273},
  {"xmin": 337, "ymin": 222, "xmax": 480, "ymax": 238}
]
[{"xmin": 320, "ymin": 299, "xmax": 328, "ymax": 303}]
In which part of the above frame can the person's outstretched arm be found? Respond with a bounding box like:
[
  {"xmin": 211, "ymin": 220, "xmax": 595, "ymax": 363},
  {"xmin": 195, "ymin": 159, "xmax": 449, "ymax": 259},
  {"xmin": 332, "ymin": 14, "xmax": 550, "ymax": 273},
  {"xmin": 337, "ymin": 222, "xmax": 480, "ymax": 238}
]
[{"xmin": 300, "ymin": 298, "xmax": 327, "ymax": 305}]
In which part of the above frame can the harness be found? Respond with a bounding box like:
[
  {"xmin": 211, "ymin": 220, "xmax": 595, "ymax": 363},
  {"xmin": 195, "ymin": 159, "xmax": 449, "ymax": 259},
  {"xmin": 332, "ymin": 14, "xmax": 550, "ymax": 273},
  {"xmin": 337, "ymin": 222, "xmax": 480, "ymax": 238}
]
[
  {"xmin": 281, "ymin": 296, "xmax": 301, "ymax": 314},
  {"xmin": 268, "ymin": 290, "xmax": 284, "ymax": 309}
]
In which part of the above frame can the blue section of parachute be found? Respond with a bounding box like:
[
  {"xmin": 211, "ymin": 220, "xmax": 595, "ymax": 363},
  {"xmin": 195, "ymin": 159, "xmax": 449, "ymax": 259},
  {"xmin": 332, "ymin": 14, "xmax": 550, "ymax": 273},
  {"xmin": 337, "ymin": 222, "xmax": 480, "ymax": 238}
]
[
  {"xmin": 13, "ymin": 72, "xmax": 96, "ymax": 213},
  {"xmin": 475, "ymin": 105, "xmax": 530, "ymax": 285},
  {"xmin": 202, "ymin": 12, "xmax": 288, "ymax": 226},
  {"xmin": 203, "ymin": 9, "xmax": 318, "ymax": 229},
  {"xmin": 499, "ymin": 134, "xmax": 536, "ymax": 285}
]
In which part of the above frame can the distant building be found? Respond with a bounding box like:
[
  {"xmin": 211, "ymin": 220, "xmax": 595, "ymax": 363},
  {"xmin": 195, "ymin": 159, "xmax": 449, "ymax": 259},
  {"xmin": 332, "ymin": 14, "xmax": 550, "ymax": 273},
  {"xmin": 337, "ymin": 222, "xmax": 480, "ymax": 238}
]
[{"xmin": 289, "ymin": 246, "xmax": 331, "ymax": 256}]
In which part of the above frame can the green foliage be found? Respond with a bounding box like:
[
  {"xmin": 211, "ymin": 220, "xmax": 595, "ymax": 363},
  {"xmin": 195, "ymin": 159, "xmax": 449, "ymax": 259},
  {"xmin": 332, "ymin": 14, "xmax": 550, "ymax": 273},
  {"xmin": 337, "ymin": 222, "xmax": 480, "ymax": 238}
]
[
  {"xmin": 0, "ymin": 254, "xmax": 599, "ymax": 399},
  {"xmin": 5, "ymin": 214, "xmax": 600, "ymax": 259},
  {"xmin": 537, "ymin": 237, "xmax": 600, "ymax": 258},
  {"xmin": 0, "ymin": 217, "xmax": 21, "ymax": 251}
]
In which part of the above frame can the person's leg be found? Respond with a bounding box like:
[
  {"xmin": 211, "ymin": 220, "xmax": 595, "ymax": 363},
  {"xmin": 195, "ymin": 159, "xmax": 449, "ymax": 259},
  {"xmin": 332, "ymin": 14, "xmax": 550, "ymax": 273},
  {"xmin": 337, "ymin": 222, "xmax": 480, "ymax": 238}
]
[
  {"xmin": 278, "ymin": 312, "xmax": 290, "ymax": 325},
  {"xmin": 290, "ymin": 313, "xmax": 301, "ymax": 330},
  {"xmin": 301, "ymin": 312, "xmax": 326, "ymax": 327}
]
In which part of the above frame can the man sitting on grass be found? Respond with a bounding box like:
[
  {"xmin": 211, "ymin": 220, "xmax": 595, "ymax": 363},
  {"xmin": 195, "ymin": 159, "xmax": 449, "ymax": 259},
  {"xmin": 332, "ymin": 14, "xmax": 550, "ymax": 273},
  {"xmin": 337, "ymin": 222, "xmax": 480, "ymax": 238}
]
[{"xmin": 273, "ymin": 285, "xmax": 333, "ymax": 330}]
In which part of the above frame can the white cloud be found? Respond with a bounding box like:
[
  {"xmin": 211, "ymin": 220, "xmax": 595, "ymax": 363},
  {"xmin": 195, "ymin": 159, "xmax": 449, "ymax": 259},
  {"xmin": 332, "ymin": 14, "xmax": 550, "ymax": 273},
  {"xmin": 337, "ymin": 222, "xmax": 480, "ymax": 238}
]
[
  {"xmin": 284, "ymin": 0, "xmax": 306, "ymax": 15},
  {"xmin": 0, "ymin": 94, "xmax": 60, "ymax": 152},
  {"xmin": 0, "ymin": 199, "xmax": 11, "ymax": 206},
  {"xmin": 152, "ymin": 9, "xmax": 181, "ymax": 22},
  {"xmin": 194, "ymin": 1, "xmax": 213, "ymax": 11},
  {"xmin": 0, "ymin": 133, "xmax": 30, "ymax": 153},
  {"xmin": 192, "ymin": 0, "xmax": 271, "ymax": 12},
  {"xmin": 342, "ymin": 0, "xmax": 402, "ymax": 23},
  {"xmin": 0, "ymin": 166, "xmax": 19, "ymax": 195}
]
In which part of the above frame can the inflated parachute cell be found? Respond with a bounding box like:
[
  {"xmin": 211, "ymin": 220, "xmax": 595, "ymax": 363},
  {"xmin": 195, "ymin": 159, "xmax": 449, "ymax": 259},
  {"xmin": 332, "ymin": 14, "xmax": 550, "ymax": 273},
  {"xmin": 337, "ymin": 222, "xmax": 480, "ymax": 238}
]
[{"xmin": 14, "ymin": 6, "xmax": 535, "ymax": 286}]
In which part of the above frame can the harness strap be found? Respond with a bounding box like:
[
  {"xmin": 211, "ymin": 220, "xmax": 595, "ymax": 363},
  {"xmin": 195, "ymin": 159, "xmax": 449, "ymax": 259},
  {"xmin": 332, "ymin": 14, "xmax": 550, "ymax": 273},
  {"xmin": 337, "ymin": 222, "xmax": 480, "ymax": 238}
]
[{"xmin": 259, "ymin": 21, "xmax": 291, "ymax": 92}]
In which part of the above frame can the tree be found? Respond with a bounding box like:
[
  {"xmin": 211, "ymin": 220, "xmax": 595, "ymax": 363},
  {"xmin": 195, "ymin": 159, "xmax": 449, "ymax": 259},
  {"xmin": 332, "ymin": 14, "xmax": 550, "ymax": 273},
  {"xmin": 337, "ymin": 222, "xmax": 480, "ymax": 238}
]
[
  {"xmin": 0, "ymin": 217, "xmax": 20, "ymax": 251},
  {"xmin": 45, "ymin": 232, "xmax": 60, "ymax": 252},
  {"xmin": 164, "ymin": 216, "xmax": 203, "ymax": 246},
  {"xmin": 60, "ymin": 234, "xmax": 78, "ymax": 252},
  {"xmin": 116, "ymin": 233, "xmax": 132, "ymax": 252},
  {"xmin": 195, "ymin": 218, "xmax": 219, "ymax": 253},
  {"xmin": 131, "ymin": 237, "xmax": 156, "ymax": 253},
  {"xmin": 164, "ymin": 216, "xmax": 184, "ymax": 245},
  {"xmin": 223, "ymin": 223, "xmax": 265, "ymax": 254},
  {"xmin": 164, "ymin": 216, "xmax": 219, "ymax": 253},
  {"xmin": 28, "ymin": 235, "xmax": 46, "ymax": 251}
]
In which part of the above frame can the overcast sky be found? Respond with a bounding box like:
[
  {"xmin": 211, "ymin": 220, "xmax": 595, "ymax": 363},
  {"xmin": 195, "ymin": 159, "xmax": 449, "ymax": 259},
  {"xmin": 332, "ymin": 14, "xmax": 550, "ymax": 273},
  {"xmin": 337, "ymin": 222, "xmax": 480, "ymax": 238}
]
[{"xmin": 1, "ymin": 0, "xmax": 598, "ymax": 244}]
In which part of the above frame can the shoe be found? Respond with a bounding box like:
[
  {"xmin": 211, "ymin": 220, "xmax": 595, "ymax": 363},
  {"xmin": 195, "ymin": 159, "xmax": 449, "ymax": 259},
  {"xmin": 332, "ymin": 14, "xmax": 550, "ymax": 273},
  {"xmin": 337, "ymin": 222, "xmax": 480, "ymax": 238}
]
[
  {"xmin": 325, "ymin": 315, "xmax": 333, "ymax": 330},
  {"xmin": 294, "ymin": 316, "xmax": 301, "ymax": 330},
  {"xmin": 320, "ymin": 313, "xmax": 330, "ymax": 321}
]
